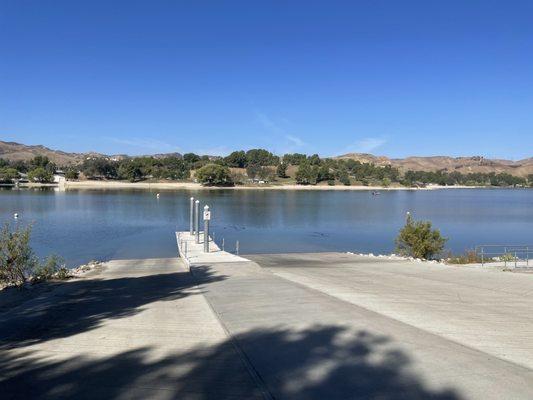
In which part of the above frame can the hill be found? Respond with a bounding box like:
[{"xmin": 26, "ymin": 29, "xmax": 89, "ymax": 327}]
[
  {"xmin": 1, "ymin": 140, "xmax": 531, "ymax": 177},
  {"xmin": 0, "ymin": 141, "xmax": 182, "ymax": 165},
  {"xmin": 336, "ymin": 153, "xmax": 533, "ymax": 177},
  {"xmin": 0, "ymin": 141, "xmax": 90, "ymax": 165}
]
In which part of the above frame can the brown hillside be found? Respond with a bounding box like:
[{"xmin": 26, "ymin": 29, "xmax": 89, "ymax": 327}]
[{"xmin": 337, "ymin": 153, "xmax": 533, "ymax": 177}]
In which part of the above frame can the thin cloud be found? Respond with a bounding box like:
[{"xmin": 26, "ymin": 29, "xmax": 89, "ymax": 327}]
[
  {"xmin": 348, "ymin": 137, "xmax": 387, "ymax": 154},
  {"xmin": 286, "ymin": 135, "xmax": 306, "ymax": 147},
  {"xmin": 105, "ymin": 137, "xmax": 180, "ymax": 154},
  {"xmin": 254, "ymin": 111, "xmax": 283, "ymax": 133}
]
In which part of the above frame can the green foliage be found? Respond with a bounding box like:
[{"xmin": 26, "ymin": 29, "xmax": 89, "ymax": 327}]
[
  {"xmin": 0, "ymin": 167, "xmax": 19, "ymax": 182},
  {"xmin": 196, "ymin": 164, "xmax": 234, "ymax": 186},
  {"xmin": 246, "ymin": 164, "xmax": 274, "ymax": 181},
  {"xmin": 224, "ymin": 151, "xmax": 247, "ymax": 168},
  {"xmin": 276, "ymin": 163, "xmax": 288, "ymax": 178},
  {"xmin": 402, "ymin": 170, "xmax": 527, "ymax": 187},
  {"xmin": 282, "ymin": 153, "xmax": 307, "ymax": 165},
  {"xmin": 382, "ymin": 177, "xmax": 391, "ymax": 187},
  {"xmin": 500, "ymin": 253, "xmax": 515, "ymax": 262},
  {"xmin": 395, "ymin": 215, "xmax": 447, "ymax": 260},
  {"xmin": 308, "ymin": 154, "xmax": 321, "ymax": 166},
  {"xmin": 118, "ymin": 161, "xmax": 143, "ymax": 182},
  {"xmin": 64, "ymin": 168, "xmax": 79, "ymax": 180},
  {"xmin": 337, "ymin": 169, "xmax": 351, "ymax": 186},
  {"xmin": 0, "ymin": 223, "xmax": 38, "ymax": 286},
  {"xmin": 28, "ymin": 167, "xmax": 53, "ymax": 183},
  {"xmin": 317, "ymin": 165, "xmax": 333, "ymax": 183},
  {"xmin": 446, "ymin": 250, "xmax": 484, "ymax": 264},
  {"xmin": 295, "ymin": 162, "xmax": 318, "ymax": 185},
  {"xmin": 82, "ymin": 158, "xmax": 118, "ymax": 179},
  {"xmin": 183, "ymin": 153, "xmax": 201, "ymax": 165},
  {"xmin": 34, "ymin": 254, "xmax": 69, "ymax": 281},
  {"xmin": 245, "ymin": 149, "xmax": 279, "ymax": 166}
]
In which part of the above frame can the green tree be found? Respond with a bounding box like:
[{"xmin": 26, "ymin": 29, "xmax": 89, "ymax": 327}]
[
  {"xmin": 338, "ymin": 170, "xmax": 351, "ymax": 186},
  {"xmin": 276, "ymin": 163, "xmax": 288, "ymax": 178},
  {"xmin": 224, "ymin": 151, "xmax": 247, "ymax": 168},
  {"xmin": 82, "ymin": 158, "xmax": 117, "ymax": 179},
  {"xmin": 0, "ymin": 223, "xmax": 38, "ymax": 286},
  {"xmin": 246, "ymin": 149, "xmax": 278, "ymax": 166},
  {"xmin": 28, "ymin": 167, "xmax": 53, "ymax": 183},
  {"xmin": 196, "ymin": 164, "xmax": 234, "ymax": 186},
  {"xmin": 282, "ymin": 153, "xmax": 307, "ymax": 165},
  {"xmin": 64, "ymin": 168, "xmax": 79, "ymax": 180},
  {"xmin": 308, "ymin": 154, "xmax": 321, "ymax": 166},
  {"xmin": 183, "ymin": 153, "xmax": 201, "ymax": 165},
  {"xmin": 395, "ymin": 215, "xmax": 447, "ymax": 259},
  {"xmin": 295, "ymin": 162, "xmax": 318, "ymax": 185},
  {"xmin": 118, "ymin": 162, "xmax": 143, "ymax": 182},
  {"xmin": 317, "ymin": 165, "xmax": 333, "ymax": 182},
  {"xmin": 0, "ymin": 167, "xmax": 19, "ymax": 182}
]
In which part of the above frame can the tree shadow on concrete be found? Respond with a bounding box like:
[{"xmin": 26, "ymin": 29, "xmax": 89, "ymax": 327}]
[
  {"xmin": 0, "ymin": 325, "xmax": 462, "ymax": 400},
  {"xmin": 0, "ymin": 264, "xmax": 225, "ymax": 348}
]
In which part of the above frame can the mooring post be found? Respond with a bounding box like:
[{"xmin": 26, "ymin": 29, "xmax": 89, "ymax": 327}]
[
  {"xmin": 189, "ymin": 197, "xmax": 194, "ymax": 235},
  {"xmin": 236, "ymin": 240, "xmax": 239, "ymax": 255},
  {"xmin": 203, "ymin": 205, "xmax": 210, "ymax": 253},
  {"xmin": 195, "ymin": 200, "xmax": 200, "ymax": 244},
  {"xmin": 481, "ymin": 247, "xmax": 484, "ymax": 267},
  {"xmin": 222, "ymin": 238, "xmax": 225, "ymax": 252}
]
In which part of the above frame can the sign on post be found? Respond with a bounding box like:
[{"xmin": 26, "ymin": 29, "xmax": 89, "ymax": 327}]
[{"xmin": 203, "ymin": 210, "xmax": 211, "ymax": 220}]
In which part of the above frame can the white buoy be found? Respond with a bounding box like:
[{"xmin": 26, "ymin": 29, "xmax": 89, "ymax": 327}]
[
  {"xmin": 14, "ymin": 213, "xmax": 19, "ymax": 219},
  {"xmin": 156, "ymin": 193, "xmax": 160, "ymax": 198}
]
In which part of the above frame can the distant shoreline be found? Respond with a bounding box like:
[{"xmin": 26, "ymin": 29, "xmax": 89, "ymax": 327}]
[{"xmin": 50, "ymin": 180, "xmax": 498, "ymax": 191}]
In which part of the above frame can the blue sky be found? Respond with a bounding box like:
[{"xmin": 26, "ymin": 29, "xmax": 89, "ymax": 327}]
[{"xmin": 1, "ymin": 1, "xmax": 532, "ymax": 159}]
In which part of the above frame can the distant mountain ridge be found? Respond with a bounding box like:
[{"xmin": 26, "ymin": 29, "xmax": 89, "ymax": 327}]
[
  {"xmin": 336, "ymin": 153, "xmax": 533, "ymax": 177},
  {"xmin": 1, "ymin": 140, "xmax": 531, "ymax": 177},
  {"xmin": 0, "ymin": 140, "xmax": 181, "ymax": 165}
]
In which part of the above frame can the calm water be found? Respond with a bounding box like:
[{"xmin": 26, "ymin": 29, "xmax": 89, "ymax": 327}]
[{"xmin": 0, "ymin": 188, "xmax": 532, "ymax": 267}]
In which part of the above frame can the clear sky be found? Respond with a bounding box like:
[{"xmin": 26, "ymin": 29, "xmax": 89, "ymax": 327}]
[{"xmin": 1, "ymin": 1, "xmax": 532, "ymax": 159}]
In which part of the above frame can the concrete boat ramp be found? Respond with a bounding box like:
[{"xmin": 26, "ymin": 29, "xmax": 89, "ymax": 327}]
[{"xmin": 1, "ymin": 233, "xmax": 532, "ymax": 399}]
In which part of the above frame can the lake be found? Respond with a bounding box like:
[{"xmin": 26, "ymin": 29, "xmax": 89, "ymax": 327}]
[{"xmin": 0, "ymin": 188, "xmax": 532, "ymax": 267}]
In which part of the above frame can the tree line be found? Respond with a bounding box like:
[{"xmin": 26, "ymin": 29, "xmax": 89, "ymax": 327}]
[{"xmin": 1, "ymin": 151, "xmax": 532, "ymax": 187}]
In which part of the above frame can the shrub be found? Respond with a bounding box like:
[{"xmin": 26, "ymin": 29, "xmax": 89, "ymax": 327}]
[
  {"xmin": 395, "ymin": 215, "xmax": 447, "ymax": 260},
  {"xmin": 196, "ymin": 164, "xmax": 234, "ymax": 186},
  {"xmin": 28, "ymin": 167, "xmax": 53, "ymax": 183},
  {"xmin": 0, "ymin": 223, "xmax": 38, "ymax": 286},
  {"xmin": 500, "ymin": 253, "xmax": 515, "ymax": 262},
  {"xmin": 446, "ymin": 249, "xmax": 485, "ymax": 264},
  {"xmin": 0, "ymin": 167, "xmax": 19, "ymax": 183},
  {"xmin": 34, "ymin": 254, "xmax": 67, "ymax": 281}
]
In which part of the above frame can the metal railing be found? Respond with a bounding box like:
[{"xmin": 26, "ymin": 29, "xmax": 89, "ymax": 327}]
[{"xmin": 475, "ymin": 245, "xmax": 532, "ymax": 268}]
